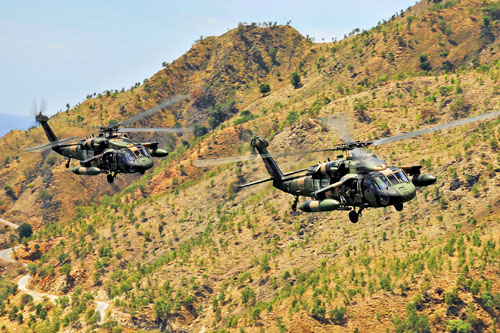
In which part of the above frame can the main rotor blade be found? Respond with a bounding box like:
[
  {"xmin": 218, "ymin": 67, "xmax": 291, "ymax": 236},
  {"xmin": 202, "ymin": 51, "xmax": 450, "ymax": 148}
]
[
  {"xmin": 23, "ymin": 136, "xmax": 80, "ymax": 152},
  {"xmin": 30, "ymin": 99, "xmax": 38, "ymax": 118},
  {"xmin": 194, "ymin": 147, "xmax": 343, "ymax": 167},
  {"xmin": 373, "ymin": 110, "xmax": 500, "ymax": 147},
  {"xmin": 318, "ymin": 115, "xmax": 354, "ymax": 143},
  {"xmin": 40, "ymin": 98, "xmax": 48, "ymax": 114},
  {"xmin": 119, "ymin": 94, "xmax": 189, "ymax": 127},
  {"xmin": 119, "ymin": 127, "xmax": 193, "ymax": 134}
]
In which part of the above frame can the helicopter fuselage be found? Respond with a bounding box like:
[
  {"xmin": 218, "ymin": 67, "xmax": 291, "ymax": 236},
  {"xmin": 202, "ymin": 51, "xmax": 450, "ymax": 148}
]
[
  {"xmin": 34, "ymin": 114, "xmax": 167, "ymax": 183},
  {"xmin": 243, "ymin": 136, "xmax": 436, "ymax": 223},
  {"xmin": 278, "ymin": 157, "xmax": 419, "ymax": 211},
  {"xmin": 53, "ymin": 136, "xmax": 155, "ymax": 176}
]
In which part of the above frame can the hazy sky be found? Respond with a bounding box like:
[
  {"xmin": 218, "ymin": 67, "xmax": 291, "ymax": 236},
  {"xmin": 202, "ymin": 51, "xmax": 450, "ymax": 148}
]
[{"xmin": 0, "ymin": 0, "xmax": 416, "ymax": 118}]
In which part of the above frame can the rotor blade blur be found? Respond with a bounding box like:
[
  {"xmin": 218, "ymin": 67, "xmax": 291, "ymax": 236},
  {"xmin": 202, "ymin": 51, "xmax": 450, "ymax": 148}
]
[
  {"xmin": 40, "ymin": 98, "xmax": 48, "ymax": 114},
  {"xmin": 318, "ymin": 115, "xmax": 354, "ymax": 142},
  {"xmin": 119, "ymin": 127, "xmax": 193, "ymax": 134},
  {"xmin": 373, "ymin": 110, "xmax": 500, "ymax": 147},
  {"xmin": 23, "ymin": 136, "xmax": 80, "ymax": 152},
  {"xmin": 194, "ymin": 147, "xmax": 344, "ymax": 167},
  {"xmin": 119, "ymin": 94, "xmax": 189, "ymax": 127},
  {"xmin": 30, "ymin": 99, "xmax": 38, "ymax": 117}
]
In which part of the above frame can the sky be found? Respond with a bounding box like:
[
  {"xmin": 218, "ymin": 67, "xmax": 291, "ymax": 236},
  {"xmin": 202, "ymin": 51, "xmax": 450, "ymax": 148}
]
[{"xmin": 0, "ymin": 0, "xmax": 416, "ymax": 122}]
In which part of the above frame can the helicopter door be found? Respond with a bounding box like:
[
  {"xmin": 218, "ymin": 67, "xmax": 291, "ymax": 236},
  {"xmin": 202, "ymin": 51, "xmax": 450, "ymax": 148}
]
[
  {"xmin": 351, "ymin": 179, "xmax": 363, "ymax": 204},
  {"xmin": 313, "ymin": 179, "xmax": 321, "ymax": 192},
  {"xmin": 109, "ymin": 153, "xmax": 118, "ymax": 171},
  {"xmin": 362, "ymin": 178, "xmax": 377, "ymax": 207}
]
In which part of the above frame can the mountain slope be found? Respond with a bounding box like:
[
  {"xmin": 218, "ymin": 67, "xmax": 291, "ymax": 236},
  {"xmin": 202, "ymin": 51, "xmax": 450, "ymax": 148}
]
[{"xmin": 0, "ymin": 0, "xmax": 500, "ymax": 332}]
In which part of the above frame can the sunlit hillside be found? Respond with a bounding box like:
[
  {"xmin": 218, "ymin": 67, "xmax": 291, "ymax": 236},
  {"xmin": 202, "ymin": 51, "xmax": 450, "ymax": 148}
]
[{"xmin": 0, "ymin": 0, "xmax": 500, "ymax": 332}]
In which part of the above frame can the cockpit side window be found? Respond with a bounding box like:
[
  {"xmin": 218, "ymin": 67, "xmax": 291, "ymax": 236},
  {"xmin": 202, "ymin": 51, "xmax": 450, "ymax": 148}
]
[
  {"xmin": 363, "ymin": 178, "xmax": 374, "ymax": 191},
  {"xmin": 123, "ymin": 149, "xmax": 135, "ymax": 162},
  {"xmin": 374, "ymin": 176, "xmax": 390, "ymax": 190}
]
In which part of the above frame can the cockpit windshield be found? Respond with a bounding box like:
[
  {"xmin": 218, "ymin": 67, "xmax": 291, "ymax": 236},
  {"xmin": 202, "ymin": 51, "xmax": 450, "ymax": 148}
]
[
  {"xmin": 395, "ymin": 170, "xmax": 410, "ymax": 183},
  {"xmin": 139, "ymin": 147, "xmax": 150, "ymax": 157},
  {"xmin": 387, "ymin": 173, "xmax": 399, "ymax": 185},
  {"xmin": 132, "ymin": 146, "xmax": 151, "ymax": 158}
]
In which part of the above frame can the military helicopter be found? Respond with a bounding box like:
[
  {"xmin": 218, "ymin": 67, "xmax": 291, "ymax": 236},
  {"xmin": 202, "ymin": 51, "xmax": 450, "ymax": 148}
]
[
  {"xmin": 194, "ymin": 110, "xmax": 500, "ymax": 222},
  {"xmin": 24, "ymin": 95, "xmax": 191, "ymax": 183}
]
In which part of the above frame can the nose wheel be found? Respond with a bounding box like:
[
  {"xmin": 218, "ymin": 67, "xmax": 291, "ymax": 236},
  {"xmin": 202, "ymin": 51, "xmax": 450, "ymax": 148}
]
[
  {"xmin": 65, "ymin": 158, "xmax": 71, "ymax": 168},
  {"xmin": 107, "ymin": 173, "xmax": 115, "ymax": 184},
  {"xmin": 291, "ymin": 196, "xmax": 299, "ymax": 211},
  {"xmin": 349, "ymin": 210, "xmax": 359, "ymax": 223},
  {"xmin": 348, "ymin": 205, "xmax": 368, "ymax": 223}
]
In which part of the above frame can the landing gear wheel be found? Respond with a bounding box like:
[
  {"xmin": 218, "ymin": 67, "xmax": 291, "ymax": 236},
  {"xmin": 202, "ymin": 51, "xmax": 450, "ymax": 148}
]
[
  {"xmin": 394, "ymin": 203, "xmax": 403, "ymax": 211},
  {"xmin": 107, "ymin": 174, "xmax": 114, "ymax": 184},
  {"xmin": 65, "ymin": 159, "xmax": 71, "ymax": 168},
  {"xmin": 349, "ymin": 210, "xmax": 359, "ymax": 223},
  {"xmin": 291, "ymin": 196, "xmax": 299, "ymax": 211}
]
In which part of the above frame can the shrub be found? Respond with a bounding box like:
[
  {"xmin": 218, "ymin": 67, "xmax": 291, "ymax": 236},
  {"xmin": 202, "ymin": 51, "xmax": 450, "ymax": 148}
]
[
  {"xmin": 18, "ymin": 223, "xmax": 33, "ymax": 239},
  {"xmin": 193, "ymin": 125, "xmax": 208, "ymax": 138},
  {"xmin": 285, "ymin": 111, "xmax": 299, "ymax": 125},
  {"xmin": 444, "ymin": 288, "xmax": 458, "ymax": 306},
  {"xmin": 446, "ymin": 319, "xmax": 471, "ymax": 333},
  {"xmin": 208, "ymin": 101, "xmax": 238, "ymax": 129},
  {"xmin": 241, "ymin": 286, "xmax": 256, "ymax": 306},
  {"xmin": 329, "ymin": 306, "xmax": 346, "ymax": 323},
  {"xmin": 470, "ymin": 280, "xmax": 481, "ymax": 296},
  {"xmin": 3, "ymin": 184, "xmax": 15, "ymax": 199},
  {"xmin": 291, "ymin": 72, "xmax": 301, "ymax": 88},
  {"xmin": 259, "ymin": 83, "xmax": 271, "ymax": 95},
  {"xmin": 380, "ymin": 273, "xmax": 392, "ymax": 291},
  {"xmin": 233, "ymin": 110, "xmax": 257, "ymax": 125},
  {"xmin": 419, "ymin": 54, "xmax": 431, "ymax": 71}
]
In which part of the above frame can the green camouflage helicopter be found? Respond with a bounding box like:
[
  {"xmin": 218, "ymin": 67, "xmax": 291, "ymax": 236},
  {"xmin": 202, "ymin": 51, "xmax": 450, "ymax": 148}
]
[
  {"xmin": 25, "ymin": 95, "xmax": 190, "ymax": 183},
  {"xmin": 195, "ymin": 110, "xmax": 500, "ymax": 223}
]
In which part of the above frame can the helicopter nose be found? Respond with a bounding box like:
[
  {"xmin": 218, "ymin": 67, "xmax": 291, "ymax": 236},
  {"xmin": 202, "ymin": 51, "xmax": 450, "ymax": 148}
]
[
  {"xmin": 140, "ymin": 157, "xmax": 154, "ymax": 170},
  {"xmin": 387, "ymin": 183, "xmax": 416, "ymax": 204}
]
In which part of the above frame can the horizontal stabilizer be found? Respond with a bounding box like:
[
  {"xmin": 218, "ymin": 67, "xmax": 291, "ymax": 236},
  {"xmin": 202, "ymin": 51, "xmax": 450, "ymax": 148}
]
[
  {"xmin": 237, "ymin": 177, "xmax": 274, "ymax": 189},
  {"xmin": 237, "ymin": 168, "xmax": 308, "ymax": 189}
]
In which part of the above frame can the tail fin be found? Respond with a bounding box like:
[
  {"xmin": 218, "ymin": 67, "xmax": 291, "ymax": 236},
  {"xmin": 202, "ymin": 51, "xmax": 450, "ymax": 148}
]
[
  {"xmin": 251, "ymin": 136, "xmax": 284, "ymax": 182},
  {"xmin": 35, "ymin": 113, "xmax": 58, "ymax": 142}
]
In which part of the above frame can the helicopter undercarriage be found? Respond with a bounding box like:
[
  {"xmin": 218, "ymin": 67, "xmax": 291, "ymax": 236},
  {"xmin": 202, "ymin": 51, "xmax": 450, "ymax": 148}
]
[
  {"xmin": 106, "ymin": 172, "xmax": 116, "ymax": 184},
  {"xmin": 290, "ymin": 191, "xmax": 404, "ymax": 223}
]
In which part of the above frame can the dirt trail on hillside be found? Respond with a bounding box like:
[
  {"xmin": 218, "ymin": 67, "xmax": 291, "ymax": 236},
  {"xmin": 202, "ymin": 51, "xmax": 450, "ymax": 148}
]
[{"xmin": 0, "ymin": 218, "xmax": 109, "ymax": 324}]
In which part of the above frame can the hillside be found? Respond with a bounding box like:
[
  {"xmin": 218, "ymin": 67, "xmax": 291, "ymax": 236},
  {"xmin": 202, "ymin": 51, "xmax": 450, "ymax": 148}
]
[{"xmin": 1, "ymin": 0, "xmax": 500, "ymax": 332}]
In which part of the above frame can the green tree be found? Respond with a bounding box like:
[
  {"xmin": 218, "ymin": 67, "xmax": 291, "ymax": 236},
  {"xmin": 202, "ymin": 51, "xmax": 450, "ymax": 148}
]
[
  {"xmin": 193, "ymin": 124, "xmax": 208, "ymax": 138},
  {"xmin": 3, "ymin": 184, "xmax": 15, "ymax": 199},
  {"xmin": 60, "ymin": 263, "xmax": 71, "ymax": 276},
  {"xmin": 18, "ymin": 223, "xmax": 33, "ymax": 239},
  {"xmin": 259, "ymin": 83, "xmax": 271, "ymax": 95},
  {"xmin": 419, "ymin": 54, "xmax": 431, "ymax": 71},
  {"xmin": 446, "ymin": 319, "xmax": 471, "ymax": 333},
  {"xmin": 291, "ymin": 71, "xmax": 301, "ymax": 88}
]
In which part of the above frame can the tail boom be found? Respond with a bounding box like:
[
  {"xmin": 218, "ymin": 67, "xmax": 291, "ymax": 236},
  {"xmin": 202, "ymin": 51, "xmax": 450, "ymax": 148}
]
[{"xmin": 36, "ymin": 113, "xmax": 58, "ymax": 142}]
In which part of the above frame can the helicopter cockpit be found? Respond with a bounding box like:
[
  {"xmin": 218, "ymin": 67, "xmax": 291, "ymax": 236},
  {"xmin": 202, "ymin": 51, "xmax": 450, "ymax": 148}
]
[
  {"xmin": 370, "ymin": 168, "xmax": 411, "ymax": 189},
  {"xmin": 122, "ymin": 145, "xmax": 151, "ymax": 162},
  {"xmin": 119, "ymin": 145, "xmax": 154, "ymax": 173},
  {"xmin": 362, "ymin": 168, "xmax": 415, "ymax": 207}
]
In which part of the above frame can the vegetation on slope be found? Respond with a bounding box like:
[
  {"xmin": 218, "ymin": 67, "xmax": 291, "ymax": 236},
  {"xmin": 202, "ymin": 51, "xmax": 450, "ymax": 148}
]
[{"xmin": 0, "ymin": 0, "xmax": 499, "ymax": 331}]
